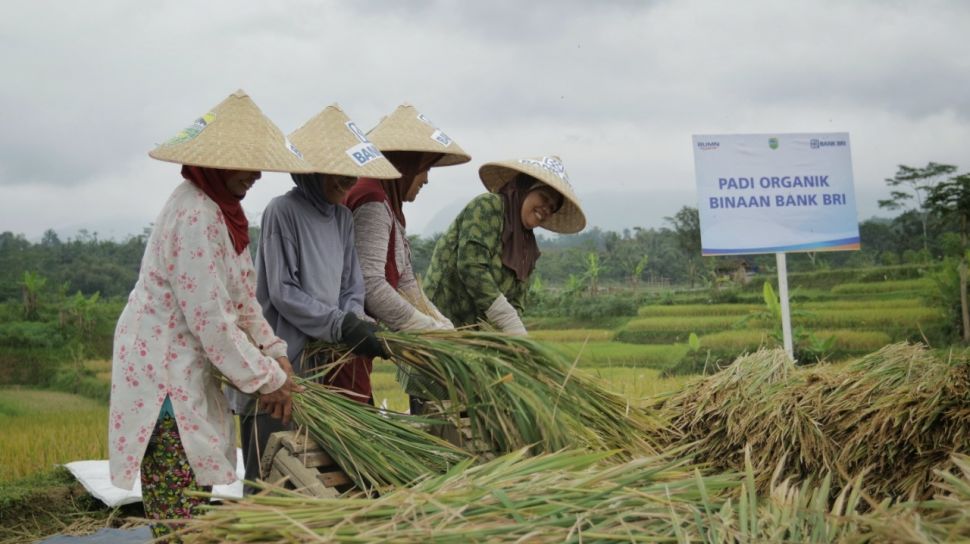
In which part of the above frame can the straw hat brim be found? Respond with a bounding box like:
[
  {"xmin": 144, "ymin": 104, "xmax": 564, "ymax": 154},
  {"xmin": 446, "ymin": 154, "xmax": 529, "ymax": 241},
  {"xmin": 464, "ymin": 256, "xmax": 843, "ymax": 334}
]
[
  {"xmin": 288, "ymin": 105, "xmax": 401, "ymax": 179},
  {"xmin": 149, "ymin": 90, "xmax": 315, "ymax": 174},
  {"xmin": 479, "ymin": 159, "xmax": 586, "ymax": 234},
  {"xmin": 367, "ymin": 104, "xmax": 471, "ymax": 168}
]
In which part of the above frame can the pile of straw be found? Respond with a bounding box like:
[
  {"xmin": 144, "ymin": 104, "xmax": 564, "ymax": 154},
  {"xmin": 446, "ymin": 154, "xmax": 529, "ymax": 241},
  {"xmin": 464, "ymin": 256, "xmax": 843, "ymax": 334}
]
[
  {"xmin": 369, "ymin": 330, "xmax": 661, "ymax": 456},
  {"xmin": 179, "ymin": 448, "xmax": 970, "ymax": 542},
  {"xmin": 660, "ymin": 343, "xmax": 970, "ymax": 500},
  {"xmin": 291, "ymin": 380, "xmax": 471, "ymax": 492}
]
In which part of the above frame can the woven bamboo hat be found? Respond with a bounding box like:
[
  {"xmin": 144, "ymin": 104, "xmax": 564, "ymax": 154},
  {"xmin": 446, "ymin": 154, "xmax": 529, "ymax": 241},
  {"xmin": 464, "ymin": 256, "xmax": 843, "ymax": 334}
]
[
  {"xmin": 288, "ymin": 105, "xmax": 400, "ymax": 179},
  {"xmin": 149, "ymin": 89, "xmax": 314, "ymax": 173},
  {"xmin": 479, "ymin": 155, "xmax": 586, "ymax": 234},
  {"xmin": 366, "ymin": 104, "xmax": 471, "ymax": 167}
]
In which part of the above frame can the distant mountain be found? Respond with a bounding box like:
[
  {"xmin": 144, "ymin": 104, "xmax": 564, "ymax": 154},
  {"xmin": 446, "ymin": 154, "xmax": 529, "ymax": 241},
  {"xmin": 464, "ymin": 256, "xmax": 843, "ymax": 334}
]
[{"xmin": 418, "ymin": 189, "xmax": 697, "ymax": 237}]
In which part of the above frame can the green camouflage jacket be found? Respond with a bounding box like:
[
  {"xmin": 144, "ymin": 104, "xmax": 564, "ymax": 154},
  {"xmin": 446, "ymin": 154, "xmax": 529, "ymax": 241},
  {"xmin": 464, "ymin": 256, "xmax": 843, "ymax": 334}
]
[{"xmin": 425, "ymin": 193, "xmax": 528, "ymax": 327}]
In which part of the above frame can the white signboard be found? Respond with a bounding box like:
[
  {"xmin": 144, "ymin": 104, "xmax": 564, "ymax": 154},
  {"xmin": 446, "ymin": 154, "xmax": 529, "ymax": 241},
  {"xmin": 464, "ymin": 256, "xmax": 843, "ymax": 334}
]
[{"xmin": 692, "ymin": 133, "xmax": 859, "ymax": 256}]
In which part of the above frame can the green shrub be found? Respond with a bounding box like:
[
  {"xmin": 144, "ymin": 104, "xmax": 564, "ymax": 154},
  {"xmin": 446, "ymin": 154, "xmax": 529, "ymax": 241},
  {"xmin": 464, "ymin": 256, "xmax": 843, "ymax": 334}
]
[
  {"xmin": 0, "ymin": 346, "xmax": 66, "ymax": 385},
  {"xmin": 48, "ymin": 368, "xmax": 110, "ymax": 403},
  {"xmin": 0, "ymin": 321, "xmax": 64, "ymax": 348}
]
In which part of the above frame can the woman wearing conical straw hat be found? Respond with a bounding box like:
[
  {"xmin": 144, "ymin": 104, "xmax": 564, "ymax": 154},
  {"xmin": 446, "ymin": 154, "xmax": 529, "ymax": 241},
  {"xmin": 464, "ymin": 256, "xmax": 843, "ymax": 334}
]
[
  {"xmin": 424, "ymin": 156, "xmax": 585, "ymax": 335},
  {"xmin": 228, "ymin": 105, "xmax": 400, "ymax": 486},
  {"xmin": 343, "ymin": 104, "xmax": 470, "ymax": 412},
  {"xmin": 108, "ymin": 90, "xmax": 311, "ymax": 538}
]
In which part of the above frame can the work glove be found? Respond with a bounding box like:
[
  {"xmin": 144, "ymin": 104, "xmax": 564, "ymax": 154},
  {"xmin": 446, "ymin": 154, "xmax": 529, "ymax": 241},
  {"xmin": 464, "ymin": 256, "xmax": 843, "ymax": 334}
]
[
  {"xmin": 417, "ymin": 291, "xmax": 455, "ymax": 330},
  {"xmin": 485, "ymin": 294, "xmax": 527, "ymax": 336},
  {"xmin": 435, "ymin": 316, "xmax": 455, "ymax": 330},
  {"xmin": 340, "ymin": 313, "xmax": 389, "ymax": 359},
  {"xmin": 400, "ymin": 309, "xmax": 441, "ymax": 331}
]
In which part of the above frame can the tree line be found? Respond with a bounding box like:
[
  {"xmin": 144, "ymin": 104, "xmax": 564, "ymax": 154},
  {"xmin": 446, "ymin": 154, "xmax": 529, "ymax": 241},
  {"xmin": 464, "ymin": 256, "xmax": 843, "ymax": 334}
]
[{"xmin": 2, "ymin": 162, "xmax": 967, "ymax": 305}]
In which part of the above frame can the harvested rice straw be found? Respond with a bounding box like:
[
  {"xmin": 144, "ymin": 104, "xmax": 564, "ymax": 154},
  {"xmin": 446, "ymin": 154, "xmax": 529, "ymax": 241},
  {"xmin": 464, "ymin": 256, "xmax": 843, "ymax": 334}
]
[
  {"xmin": 181, "ymin": 448, "xmax": 970, "ymax": 542},
  {"xmin": 180, "ymin": 449, "xmax": 741, "ymax": 543},
  {"xmin": 662, "ymin": 343, "xmax": 970, "ymax": 501},
  {"xmin": 291, "ymin": 379, "xmax": 472, "ymax": 492},
  {"xmin": 307, "ymin": 330, "xmax": 664, "ymax": 458}
]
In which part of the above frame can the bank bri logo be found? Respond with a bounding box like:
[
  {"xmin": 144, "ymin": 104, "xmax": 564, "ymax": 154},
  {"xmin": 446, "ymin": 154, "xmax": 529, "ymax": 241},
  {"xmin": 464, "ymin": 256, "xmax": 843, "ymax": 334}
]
[
  {"xmin": 696, "ymin": 140, "xmax": 719, "ymax": 151},
  {"xmin": 810, "ymin": 138, "xmax": 847, "ymax": 149}
]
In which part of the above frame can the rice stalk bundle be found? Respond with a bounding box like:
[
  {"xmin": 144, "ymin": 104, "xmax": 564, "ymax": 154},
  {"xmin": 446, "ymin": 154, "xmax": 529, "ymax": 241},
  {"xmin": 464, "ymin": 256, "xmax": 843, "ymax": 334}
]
[
  {"xmin": 661, "ymin": 343, "xmax": 970, "ymax": 500},
  {"xmin": 291, "ymin": 380, "xmax": 472, "ymax": 492},
  {"xmin": 179, "ymin": 447, "xmax": 970, "ymax": 543},
  {"xmin": 332, "ymin": 330, "xmax": 664, "ymax": 457},
  {"xmin": 819, "ymin": 343, "xmax": 970, "ymax": 500},
  {"xmin": 180, "ymin": 449, "xmax": 741, "ymax": 543},
  {"xmin": 856, "ymin": 454, "xmax": 970, "ymax": 543}
]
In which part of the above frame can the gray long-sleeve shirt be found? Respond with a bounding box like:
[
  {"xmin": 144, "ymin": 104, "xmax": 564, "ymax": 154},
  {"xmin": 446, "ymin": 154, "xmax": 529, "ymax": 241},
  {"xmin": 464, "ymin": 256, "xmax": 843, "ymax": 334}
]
[
  {"xmin": 228, "ymin": 189, "xmax": 366, "ymax": 413},
  {"xmin": 257, "ymin": 189, "xmax": 366, "ymax": 365},
  {"xmin": 352, "ymin": 201, "xmax": 424, "ymax": 328}
]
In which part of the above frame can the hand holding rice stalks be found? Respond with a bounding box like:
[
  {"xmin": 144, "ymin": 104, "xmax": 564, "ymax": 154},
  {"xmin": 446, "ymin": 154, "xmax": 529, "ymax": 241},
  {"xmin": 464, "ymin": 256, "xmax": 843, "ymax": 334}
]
[
  {"xmin": 290, "ymin": 380, "xmax": 472, "ymax": 492},
  {"xmin": 313, "ymin": 330, "xmax": 665, "ymax": 457}
]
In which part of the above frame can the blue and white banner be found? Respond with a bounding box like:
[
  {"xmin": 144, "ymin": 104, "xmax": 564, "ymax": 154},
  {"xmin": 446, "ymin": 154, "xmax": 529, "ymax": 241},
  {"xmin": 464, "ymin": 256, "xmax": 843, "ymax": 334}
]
[{"xmin": 692, "ymin": 133, "xmax": 859, "ymax": 256}]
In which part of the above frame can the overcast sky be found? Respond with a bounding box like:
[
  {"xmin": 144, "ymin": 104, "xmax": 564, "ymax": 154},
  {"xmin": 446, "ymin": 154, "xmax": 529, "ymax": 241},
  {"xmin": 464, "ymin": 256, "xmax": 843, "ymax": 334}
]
[{"xmin": 2, "ymin": 0, "xmax": 968, "ymax": 241}]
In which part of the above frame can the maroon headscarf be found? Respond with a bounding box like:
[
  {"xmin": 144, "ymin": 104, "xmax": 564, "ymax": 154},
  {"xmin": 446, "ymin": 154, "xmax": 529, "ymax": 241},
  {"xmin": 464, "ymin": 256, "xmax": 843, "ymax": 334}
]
[
  {"xmin": 499, "ymin": 175, "xmax": 543, "ymax": 281},
  {"xmin": 380, "ymin": 151, "xmax": 443, "ymax": 227},
  {"xmin": 181, "ymin": 165, "xmax": 250, "ymax": 254}
]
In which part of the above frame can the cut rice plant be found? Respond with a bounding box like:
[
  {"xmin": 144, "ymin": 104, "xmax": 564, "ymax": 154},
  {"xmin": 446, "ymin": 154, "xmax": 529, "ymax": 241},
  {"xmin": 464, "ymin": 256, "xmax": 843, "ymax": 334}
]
[
  {"xmin": 660, "ymin": 343, "xmax": 970, "ymax": 501},
  {"xmin": 291, "ymin": 380, "xmax": 472, "ymax": 492},
  {"xmin": 308, "ymin": 331, "xmax": 662, "ymax": 458},
  {"xmin": 181, "ymin": 448, "xmax": 970, "ymax": 542},
  {"xmin": 180, "ymin": 449, "xmax": 742, "ymax": 543}
]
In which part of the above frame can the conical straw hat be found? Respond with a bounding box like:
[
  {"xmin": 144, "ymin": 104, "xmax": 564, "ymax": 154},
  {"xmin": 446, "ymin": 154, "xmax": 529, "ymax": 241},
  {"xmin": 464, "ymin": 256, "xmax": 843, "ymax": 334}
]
[
  {"xmin": 288, "ymin": 105, "xmax": 400, "ymax": 179},
  {"xmin": 479, "ymin": 155, "xmax": 586, "ymax": 234},
  {"xmin": 366, "ymin": 104, "xmax": 471, "ymax": 167},
  {"xmin": 149, "ymin": 89, "xmax": 314, "ymax": 173}
]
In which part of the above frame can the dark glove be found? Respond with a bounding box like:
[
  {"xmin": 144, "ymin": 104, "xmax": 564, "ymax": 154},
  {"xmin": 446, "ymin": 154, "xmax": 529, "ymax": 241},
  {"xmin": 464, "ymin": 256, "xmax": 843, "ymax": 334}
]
[{"xmin": 340, "ymin": 313, "xmax": 388, "ymax": 359}]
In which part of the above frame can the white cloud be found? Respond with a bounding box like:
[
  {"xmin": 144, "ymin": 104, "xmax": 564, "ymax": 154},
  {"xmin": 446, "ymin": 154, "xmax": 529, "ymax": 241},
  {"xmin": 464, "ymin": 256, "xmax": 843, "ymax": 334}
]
[{"xmin": 1, "ymin": 0, "xmax": 968, "ymax": 239}]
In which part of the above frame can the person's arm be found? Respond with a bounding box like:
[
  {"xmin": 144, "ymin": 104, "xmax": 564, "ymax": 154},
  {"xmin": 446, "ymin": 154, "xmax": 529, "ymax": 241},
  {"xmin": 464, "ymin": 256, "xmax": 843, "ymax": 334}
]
[
  {"xmin": 397, "ymin": 236, "xmax": 453, "ymax": 329},
  {"xmin": 338, "ymin": 214, "xmax": 367, "ymax": 320},
  {"xmin": 456, "ymin": 195, "xmax": 526, "ymax": 334},
  {"xmin": 167, "ymin": 207, "xmax": 286, "ymax": 395},
  {"xmin": 237, "ymin": 260, "xmax": 288, "ymax": 360},
  {"xmin": 260, "ymin": 210, "xmax": 346, "ymax": 343},
  {"xmin": 352, "ymin": 202, "xmax": 430, "ymax": 330}
]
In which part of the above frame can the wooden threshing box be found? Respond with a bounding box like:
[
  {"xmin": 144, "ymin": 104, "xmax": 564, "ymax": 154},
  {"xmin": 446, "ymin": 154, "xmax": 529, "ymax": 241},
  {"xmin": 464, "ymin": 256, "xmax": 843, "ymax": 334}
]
[{"xmin": 260, "ymin": 430, "xmax": 353, "ymax": 498}]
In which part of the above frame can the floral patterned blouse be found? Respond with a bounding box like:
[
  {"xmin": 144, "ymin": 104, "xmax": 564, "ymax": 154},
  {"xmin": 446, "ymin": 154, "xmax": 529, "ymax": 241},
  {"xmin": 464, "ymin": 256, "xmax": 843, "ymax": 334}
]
[
  {"xmin": 108, "ymin": 180, "xmax": 288, "ymax": 489},
  {"xmin": 424, "ymin": 193, "xmax": 528, "ymax": 326}
]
